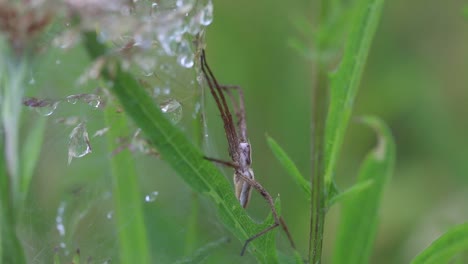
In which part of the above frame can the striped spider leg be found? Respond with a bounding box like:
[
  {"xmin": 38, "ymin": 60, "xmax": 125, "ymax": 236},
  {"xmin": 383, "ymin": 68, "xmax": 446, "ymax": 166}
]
[{"xmin": 200, "ymin": 50, "xmax": 295, "ymax": 255}]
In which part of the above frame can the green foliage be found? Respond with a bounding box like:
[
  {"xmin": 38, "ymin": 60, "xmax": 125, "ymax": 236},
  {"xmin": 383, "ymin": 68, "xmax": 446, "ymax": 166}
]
[
  {"xmin": 411, "ymin": 222, "xmax": 468, "ymax": 264},
  {"xmin": 324, "ymin": 0, "xmax": 385, "ymax": 191},
  {"xmin": 332, "ymin": 117, "xmax": 395, "ymax": 264},
  {"xmin": 104, "ymin": 102, "xmax": 151, "ymax": 263}
]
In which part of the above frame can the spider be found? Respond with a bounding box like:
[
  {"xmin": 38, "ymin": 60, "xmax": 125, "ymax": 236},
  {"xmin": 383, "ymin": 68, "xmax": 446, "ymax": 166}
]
[{"xmin": 200, "ymin": 50, "xmax": 295, "ymax": 255}]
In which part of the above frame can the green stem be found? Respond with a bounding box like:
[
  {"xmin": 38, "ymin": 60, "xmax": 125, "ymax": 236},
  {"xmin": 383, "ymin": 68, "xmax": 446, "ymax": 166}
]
[
  {"xmin": 308, "ymin": 1, "xmax": 330, "ymax": 263},
  {"xmin": 308, "ymin": 69, "xmax": 327, "ymax": 264}
]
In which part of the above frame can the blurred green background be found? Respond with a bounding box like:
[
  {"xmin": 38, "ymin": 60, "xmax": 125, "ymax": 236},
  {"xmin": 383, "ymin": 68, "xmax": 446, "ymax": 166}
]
[{"xmin": 17, "ymin": 0, "xmax": 468, "ymax": 263}]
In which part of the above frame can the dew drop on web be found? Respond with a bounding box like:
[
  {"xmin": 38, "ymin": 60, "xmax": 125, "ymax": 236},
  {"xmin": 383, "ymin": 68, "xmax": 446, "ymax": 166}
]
[
  {"xmin": 82, "ymin": 94, "xmax": 101, "ymax": 108},
  {"xmin": 68, "ymin": 122, "xmax": 92, "ymax": 164},
  {"xmin": 178, "ymin": 53, "xmax": 195, "ymax": 68},
  {"xmin": 93, "ymin": 127, "xmax": 109, "ymax": 138},
  {"xmin": 66, "ymin": 95, "xmax": 79, "ymax": 104},
  {"xmin": 34, "ymin": 101, "xmax": 60, "ymax": 116},
  {"xmin": 159, "ymin": 98, "xmax": 183, "ymax": 124},
  {"xmin": 145, "ymin": 191, "xmax": 159, "ymax": 202},
  {"xmin": 56, "ymin": 202, "xmax": 66, "ymax": 237},
  {"xmin": 199, "ymin": 0, "xmax": 213, "ymax": 26},
  {"xmin": 66, "ymin": 94, "xmax": 101, "ymax": 108},
  {"xmin": 106, "ymin": 211, "xmax": 113, "ymax": 219}
]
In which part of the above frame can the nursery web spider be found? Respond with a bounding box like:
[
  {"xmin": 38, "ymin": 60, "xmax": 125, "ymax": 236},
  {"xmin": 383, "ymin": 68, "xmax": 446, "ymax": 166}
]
[{"xmin": 200, "ymin": 50, "xmax": 296, "ymax": 255}]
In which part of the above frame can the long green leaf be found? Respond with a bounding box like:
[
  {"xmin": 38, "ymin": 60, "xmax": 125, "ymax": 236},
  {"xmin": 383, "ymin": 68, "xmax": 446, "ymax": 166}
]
[
  {"xmin": 332, "ymin": 116, "xmax": 395, "ymax": 264},
  {"xmin": 19, "ymin": 118, "xmax": 46, "ymax": 203},
  {"xmin": 327, "ymin": 179, "xmax": 374, "ymax": 207},
  {"xmin": 324, "ymin": 0, "xmax": 385, "ymax": 189},
  {"xmin": 266, "ymin": 135, "xmax": 310, "ymax": 200},
  {"xmin": 0, "ymin": 37, "xmax": 27, "ymax": 264},
  {"xmin": 83, "ymin": 32, "xmax": 279, "ymax": 263},
  {"xmin": 411, "ymin": 222, "xmax": 468, "ymax": 264},
  {"xmin": 105, "ymin": 102, "xmax": 151, "ymax": 263},
  {"xmin": 0, "ymin": 142, "xmax": 26, "ymax": 264}
]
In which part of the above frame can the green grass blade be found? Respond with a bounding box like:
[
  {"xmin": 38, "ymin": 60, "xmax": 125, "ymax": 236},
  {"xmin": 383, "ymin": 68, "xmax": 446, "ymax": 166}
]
[
  {"xmin": 324, "ymin": 0, "xmax": 385, "ymax": 189},
  {"xmin": 83, "ymin": 32, "xmax": 279, "ymax": 263},
  {"xmin": 105, "ymin": 102, "xmax": 151, "ymax": 263},
  {"xmin": 327, "ymin": 179, "xmax": 374, "ymax": 207},
  {"xmin": 0, "ymin": 142, "xmax": 26, "ymax": 264},
  {"xmin": 410, "ymin": 222, "xmax": 468, "ymax": 264},
  {"xmin": 266, "ymin": 135, "xmax": 310, "ymax": 200},
  {"xmin": 19, "ymin": 118, "xmax": 46, "ymax": 203},
  {"xmin": 332, "ymin": 116, "xmax": 395, "ymax": 264}
]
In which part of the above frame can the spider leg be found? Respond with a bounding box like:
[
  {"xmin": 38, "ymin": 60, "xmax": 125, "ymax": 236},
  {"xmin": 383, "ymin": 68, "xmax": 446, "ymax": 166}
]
[
  {"xmin": 200, "ymin": 51, "xmax": 239, "ymax": 160},
  {"xmin": 235, "ymin": 174, "xmax": 296, "ymax": 256},
  {"xmin": 219, "ymin": 85, "xmax": 248, "ymax": 141},
  {"xmin": 204, "ymin": 156, "xmax": 238, "ymax": 169}
]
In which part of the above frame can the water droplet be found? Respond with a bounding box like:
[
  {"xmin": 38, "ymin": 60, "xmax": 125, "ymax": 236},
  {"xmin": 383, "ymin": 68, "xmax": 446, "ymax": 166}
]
[
  {"xmin": 106, "ymin": 211, "xmax": 113, "ymax": 219},
  {"xmin": 56, "ymin": 202, "xmax": 66, "ymax": 237},
  {"xmin": 68, "ymin": 122, "xmax": 92, "ymax": 164},
  {"xmin": 199, "ymin": 0, "xmax": 214, "ymax": 26},
  {"xmin": 53, "ymin": 30, "xmax": 79, "ymax": 49},
  {"xmin": 66, "ymin": 95, "xmax": 79, "ymax": 104},
  {"xmin": 56, "ymin": 116, "xmax": 79, "ymax": 126},
  {"xmin": 142, "ymin": 71, "xmax": 154, "ymax": 77},
  {"xmin": 34, "ymin": 101, "xmax": 60, "ymax": 116},
  {"xmin": 192, "ymin": 101, "xmax": 201, "ymax": 118},
  {"xmin": 160, "ymin": 98, "xmax": 183, "ymax": 124},
  {"xmin": 29, "ymin": 77, "xmax": 35, "ymax": 85},
  {"xmin": 83, "ymin": 94, "xmax": 102, "ymax": 108},
  {"xmin": 56, "ymin": 59, "xmax": 61, "ymax": 65},
  {"xmin": 145, "ymin": 191, "xmax": 159, "ymax": 202},
  {"xmin": 163, "ymin": 88, "xmax": 171, "ymax": 95},
  {"xmin": 153, "ymin": 87, "xmax": 161, "ymax": 97},
  {"xmin": 178, "ymin": 53, "xmax": 194, "ymax": 68},
  {"xmin": 66, "ymin": 94, "xmax": 102, "ymax": 108},
  {"xmin": 176, "ymin": 0, "xmax": 195, "ymax": 9},
  {"xmin": 175, "ymin": 40, "xmax": 194, "ymax": 68},
  {"xmin": 194, "ymin": 102, "xmax": 201, "ymax": 114},
  {"xmin": 93, "ymin": 127, "xmax": 109, "ymax": 137}
]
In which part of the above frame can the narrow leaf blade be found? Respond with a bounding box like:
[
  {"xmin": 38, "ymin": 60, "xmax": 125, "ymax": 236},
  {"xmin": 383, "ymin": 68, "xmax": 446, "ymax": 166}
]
[
  {"xmin": 324, "ymin": 0, "xmax": 385, "ymax": 188},
  {"xmin": 411, "ymin": 223, "xmax": 468, "ymax": 264},
  {"xmin": 105, "ymin": 103, "xmax": 151, "ymax": 263},
  {"xmin": 20, "ymin": 118, "xmax": 46, "ymax": 201},
  {"xmin": 327, "ymin": 179, "xmax": 374, "ymax": 207},
  {"xmin": 332, "ymin": 116, "xmax": 395, "ymax": 264},
  {"xmin": 266, "ymin": 135, "xmax": 310, "ymax": 200}
]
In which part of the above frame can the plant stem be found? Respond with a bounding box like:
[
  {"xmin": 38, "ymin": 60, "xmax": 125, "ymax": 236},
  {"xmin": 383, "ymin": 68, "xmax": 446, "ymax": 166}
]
[
  {"xmin": 308, "ymin": 1, "xmax": 330, "ymax": 263},
  {"xmin": 308, "ymin": 69, "xmax": 327, "ymax": 263}
]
